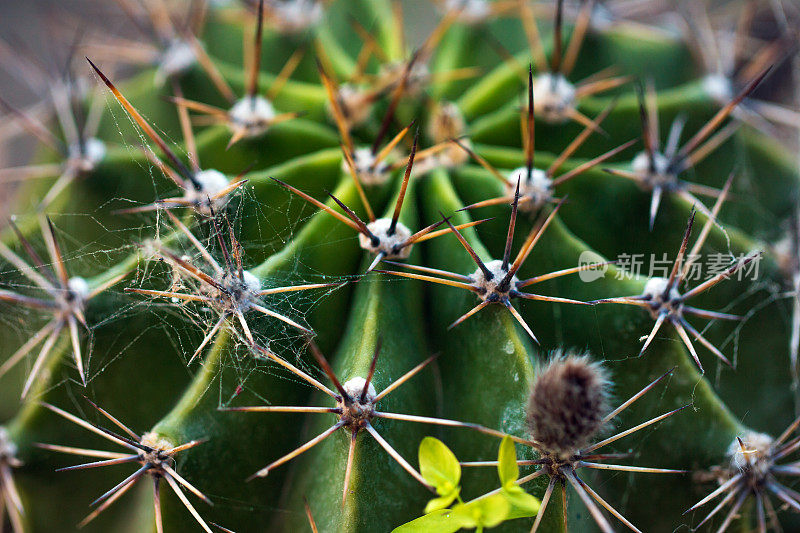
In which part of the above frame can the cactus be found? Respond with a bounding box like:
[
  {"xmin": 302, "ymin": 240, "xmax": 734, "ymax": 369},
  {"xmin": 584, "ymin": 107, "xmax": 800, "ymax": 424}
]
[{"xmin": 1, "ymin": 0, "xmax": 800, "ymax": 531}]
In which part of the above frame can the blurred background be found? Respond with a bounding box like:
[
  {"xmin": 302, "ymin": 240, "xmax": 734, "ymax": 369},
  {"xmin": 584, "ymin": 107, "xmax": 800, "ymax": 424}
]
[
  {"xmin": 0, "ymin": 0, "xmax": 797, "ymax": 207},
  {"xmin": 0, "ymin": 0, "xmax": 431, "ymax": 163}
]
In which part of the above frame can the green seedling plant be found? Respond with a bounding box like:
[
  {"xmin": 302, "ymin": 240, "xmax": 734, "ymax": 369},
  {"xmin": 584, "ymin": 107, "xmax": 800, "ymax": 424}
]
[{"xmin": 394, "ymin": 436, "xmax": 540, "ymax": 532}]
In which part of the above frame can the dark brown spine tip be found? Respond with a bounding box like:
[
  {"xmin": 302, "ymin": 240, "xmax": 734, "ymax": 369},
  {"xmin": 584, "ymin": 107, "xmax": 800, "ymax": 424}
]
[{"xmin": 526, "ymin": 353, "xmax": 610, "ymax": 457}]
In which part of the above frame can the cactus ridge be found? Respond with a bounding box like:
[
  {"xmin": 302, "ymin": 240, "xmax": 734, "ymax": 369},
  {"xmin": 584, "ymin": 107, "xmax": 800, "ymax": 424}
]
[{"xmin": 1, "ymin": 0, "xmax": 800, "ymax": 532}]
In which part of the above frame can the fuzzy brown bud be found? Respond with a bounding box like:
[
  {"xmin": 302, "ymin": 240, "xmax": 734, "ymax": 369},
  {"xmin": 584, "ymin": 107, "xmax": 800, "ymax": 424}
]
[{"xmin": 526, "ymin": 354, "xmax": 610, "ymax": 458}]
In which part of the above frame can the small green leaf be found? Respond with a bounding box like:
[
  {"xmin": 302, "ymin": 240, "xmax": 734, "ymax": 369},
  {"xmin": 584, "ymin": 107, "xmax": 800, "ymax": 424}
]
[
  {"xmin": 455, "ymin": 495, "xmax": 510, "ymax": 529},
  {"xmin": 496, "ymin": 436, "xmax": 518, "ymax": 488},
  {"xmin": 501, "ymin": 485, "xmax": 541, "ymax": 517},
  {"xmin": 425, "ymin": 494, "xmax": 460, "ymax": 515},
  {"xmin": 419, "ymin": 437, "xmax": 461, "ymax": 496},
  {"xmin": 392, "ymin": 507, "xmax": 471, "ymax": 533},
  {"xmin": 495, "ymin": 436, "xmax": 541, "ymax": 518}
]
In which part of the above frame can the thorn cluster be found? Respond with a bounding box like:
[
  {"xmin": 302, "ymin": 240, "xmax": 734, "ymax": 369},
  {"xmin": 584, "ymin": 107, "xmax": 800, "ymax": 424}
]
[
  {"xmin": 594, "ymin": 197, "xmax": 760, "ymax": 372},
  {"xmin": 0, "ymin": 217, "xmax": 126, "ymax": 396},
  {"xmin": 273, "ymin": 130, "xmax": 484, "ymax": 272},
  {"xmin": 380, "ymin": 181, "xmax": 603, "ymax": 342},
  {"xmin": 455, "ymin": 65, "xmax": 633, "ymax": 214},
  {"xmin": 0, "ymin": 427, "xmax": 23, "ymax": 533},
  {"xmin": 92, "ymin": 0, "xmax": 209, "ymax": 83},
  {"xmin": 607, "ymin": 70, "xmax": 770, "ymax": 229},
  {"xmin": 518, "ymin": 0, "xmax": 630, "ymax": 125},
  {"xmin": 37, "ymin": 401, "xmax": 212, "ymax": 532},
  {"xmin": 0, "ymin": 58, "xmax": 107, "ymax": 209},
  {"xmin": 0, "ymin": 1, "xmax": 792, "ymax": 530},
  {"xmin": 88, "ymin": 60, "xmax": 247, "ymax": 216},
  {"xmin": 173, "ymin": 0, "xmax": 304, "ymax": 147},
  {"xmin": 463, "ymin": 356, "xmax": 686, "ymax": 533},
  {"xmin": 224, "ymin": 340, "xmax": 513, "ymax": 504},
  {"xmin": 688, "ymin": 416, "xmax": 800, "ymax": 532},
  {"xmin": 127, "ymin": 211, "xmax": 335, "ymax": 361},
  {"xmin": 686, "ymin": 0, "xmax": 800, "ymax": 133}
]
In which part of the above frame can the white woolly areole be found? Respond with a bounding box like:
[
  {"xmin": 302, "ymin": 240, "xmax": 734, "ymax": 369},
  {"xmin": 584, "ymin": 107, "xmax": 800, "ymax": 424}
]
[
  {"xmin": 229, "ymin": 96, "xmax": 276, "ymax": 137},
  {"xmin": 437, "ymin": 141, "xmax": 470, "ymax": 168},
  {"xmin": 773, "ymin": 234, "xmax": 800, "ymax": 281},
  {"xmin": 343, "ymin": 376, "xmax": 377, "ymax": 402},
  {"xmin": 533, "ymin": 73, "xmax": 577, "ymax": 123},
  {"xmin": 141, "ymin": 432, "xmax": 176, "ymax": 452},
  {"xmin": 157, "ymin": 39, "xmax": 197, "ymax": 80},
  {"xmin": 728, "ymin": 431, "xmax": 774, "ymax": 475},
  {"xmin": 380, "ymin": 61, "xmax": 430, "ymax": 95},
  {"xmin": 632, "ymin": 150, "xmax": 670, "ymax": 176},
  {"xmin": 359, "ymin": 218, "xmax": 413, "ymax": 259},
  {"xmin": 140, "ymin": 239, "xmax": 161, "ymax": 261},
  {"xmin": 216, "ymin": 269, "xmax": 262, "ymax": 312},
  {"xmin": 336, "ymin": 84, "xmax": 372, "ymax": 126},
  {"xmin": 241, "ymin": 270, "xmax": 263, "ymax": 294},
  {"xmin": 272, "ymin": 0, "xmax": 323, "ymax": 33},
  {"xmin": 773, "ymin": 235, "xmax": 793, "ymax": 261},
  {"xmin": 0, "ymin": 427, "xmax": 17, "ymax": 459},
  {"xmin": 506, "ymin": 167, "xmax": 553, "ymax": 210},
  {"xmin": 69, "ymin": 137, "xmax": 106, "ymax": 172},
  {"xmin": 444, "ymin": 0, "xmax": 491, "ymax": 24},
  {"xmin": 703, "ymin": 74, "xmax": 733, "ymax": 103},
  {"xmin": 425, "ymin": 101, "xmax": 469, "ymax": 171},
  {"xmin": 195, "ymin": 169, "xmax": 231, "ymax": 196},
  {"xmin": 67, "ymin": 277, "xmax": 90, "ymax": 301},
  {"xmin": 412, "ymin": 151, "xmax": 451, "ymax": 176},
  {"xmin": 408, "ymin": 62, "xmax": 431, "ymax": 89},
  {"xmin": 84, "ymin": 138, "xmax": 107, "ymax": 164},
  {"xmin": 185, "ymin": 169, "xmax": 232, "ymax": 213},
  {"xmin": 587, "ymin": 3, "xmax": 614, "ymax": 30},
  {"xmin": 642, "ymin": 277, "xmax": 680, "ymax": 301},
  {"xmin": 429, "ymin": 101, "xmax": 466, "ymax": 143},
  {"xmin": 342, "ymin": 147, "xmax": 390, "ymax": 186},
  {"xmin": 472, "ymin": 259, "xmax": 518, "ymax": 299}
]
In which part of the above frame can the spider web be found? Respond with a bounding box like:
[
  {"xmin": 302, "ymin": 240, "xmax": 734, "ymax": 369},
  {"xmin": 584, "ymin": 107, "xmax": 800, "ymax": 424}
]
[
  {"xmin": 2, "ymin": 3, "xmax": 800, "ymax": 530},
  {"xmin": 0, "ymin": 82, "xmax": 358, "ymax": 417}
]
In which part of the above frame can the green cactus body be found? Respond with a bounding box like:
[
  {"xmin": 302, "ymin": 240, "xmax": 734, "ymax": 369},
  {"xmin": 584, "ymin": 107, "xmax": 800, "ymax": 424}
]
[{"xmin": 1, "ymin": 1, "xmax": 799, "ymax": 531}]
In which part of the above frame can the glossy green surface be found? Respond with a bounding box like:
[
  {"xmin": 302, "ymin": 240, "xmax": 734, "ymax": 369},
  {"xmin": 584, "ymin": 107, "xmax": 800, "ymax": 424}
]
[{"xmin": 2, "ymin": 1, "xmax": 798, "ymax": 532}]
